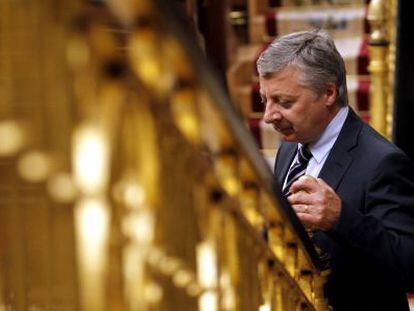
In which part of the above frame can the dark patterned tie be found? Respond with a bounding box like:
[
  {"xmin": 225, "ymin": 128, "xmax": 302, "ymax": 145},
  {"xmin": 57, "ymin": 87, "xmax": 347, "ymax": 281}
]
[{"xmin": 282, "ymin": 145, "xmax": 312, "ymax": 196}]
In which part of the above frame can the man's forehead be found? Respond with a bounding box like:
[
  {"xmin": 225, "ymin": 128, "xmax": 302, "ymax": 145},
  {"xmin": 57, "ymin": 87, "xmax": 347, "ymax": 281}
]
[{"xmin": 259, "ymin": 70, "xmax": 301, "ymax": 94}]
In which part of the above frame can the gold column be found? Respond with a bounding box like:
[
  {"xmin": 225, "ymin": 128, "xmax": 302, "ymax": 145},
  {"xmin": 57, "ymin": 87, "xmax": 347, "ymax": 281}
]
[
  {"xmin": 367, "ymin": 0, "xmax": 389, "ymax": 138},
  {"xmin": 386, "ymin": 0, "xmax": 398, "ymax": 139}
]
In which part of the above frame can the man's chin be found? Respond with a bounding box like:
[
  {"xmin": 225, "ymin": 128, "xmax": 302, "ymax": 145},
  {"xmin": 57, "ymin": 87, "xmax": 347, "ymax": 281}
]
[
  {"xmin": 278, "ymin": 130, "xmax": 296, "ymax": 142},
  {"xmin": 280, "ymin": 135, "xmax": 297, "ymax": 142},
  {"xmin": 281, "ymin": 134, "xmax": 311, "ymax": 144}
]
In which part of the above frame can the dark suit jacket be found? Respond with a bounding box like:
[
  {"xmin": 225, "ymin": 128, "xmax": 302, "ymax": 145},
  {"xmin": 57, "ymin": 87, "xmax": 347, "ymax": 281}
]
[{"xmin": 275, "ymin": 109, "xmax": 414, "ymax": 311}]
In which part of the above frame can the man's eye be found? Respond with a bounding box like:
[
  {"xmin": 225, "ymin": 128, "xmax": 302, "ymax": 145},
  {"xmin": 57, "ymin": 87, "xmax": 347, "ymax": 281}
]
[{"xmin": 279, "ymin": 100, "xmax": 292, "ymax": 107}]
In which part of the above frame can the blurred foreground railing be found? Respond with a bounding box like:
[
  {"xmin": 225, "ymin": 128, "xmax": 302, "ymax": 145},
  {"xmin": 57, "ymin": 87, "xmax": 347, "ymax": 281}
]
[{"xmin": 0, "ymin": 0, "xmax": 329, "ymax": 310}]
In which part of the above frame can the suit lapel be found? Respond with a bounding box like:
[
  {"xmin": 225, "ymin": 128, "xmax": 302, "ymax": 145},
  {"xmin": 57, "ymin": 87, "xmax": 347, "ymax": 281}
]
[
  {"xmin": 318, "ymin": 145, "xmax": 352, "ymax": 190},
  {"xmin": 318, "ymin": 108, "xmax": 362, "ymax": 190},
  {"xmin": 275, "ymin": 142, "xmax": 297, "ymax": 185}
]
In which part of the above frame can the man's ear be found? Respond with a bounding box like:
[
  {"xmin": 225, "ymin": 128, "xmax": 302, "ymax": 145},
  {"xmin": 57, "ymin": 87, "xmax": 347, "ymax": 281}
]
[{"xmin": 325, "ymin": 83, "xmax": 337, "ymax": 107}]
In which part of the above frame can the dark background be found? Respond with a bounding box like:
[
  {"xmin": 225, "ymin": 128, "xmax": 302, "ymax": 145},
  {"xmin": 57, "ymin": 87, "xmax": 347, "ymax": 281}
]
[{"xmin": 393, "ymin": 0, "xmax": 414, "ymax": 161}]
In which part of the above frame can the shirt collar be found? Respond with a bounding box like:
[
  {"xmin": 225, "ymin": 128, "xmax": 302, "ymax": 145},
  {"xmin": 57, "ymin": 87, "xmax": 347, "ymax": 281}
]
[{"xmin": 299, "ymin": 106, "xmax": 349, "ymax": 164}]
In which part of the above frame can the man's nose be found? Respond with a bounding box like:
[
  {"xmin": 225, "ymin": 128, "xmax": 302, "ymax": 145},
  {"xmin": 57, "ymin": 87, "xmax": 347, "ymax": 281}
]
[{"xmin": 263, "ymin": 104, "xmax": 281, "ymax": 124}]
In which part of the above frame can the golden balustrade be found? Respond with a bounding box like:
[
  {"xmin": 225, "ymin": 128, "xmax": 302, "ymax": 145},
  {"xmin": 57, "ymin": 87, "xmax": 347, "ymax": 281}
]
[
  {"xmin": 1, "ymin": 0, "xmax": 329, "ymax": 310},
  {"xmin": 367, "ymin": 0, "xmax": 398, "ymax": 140}
]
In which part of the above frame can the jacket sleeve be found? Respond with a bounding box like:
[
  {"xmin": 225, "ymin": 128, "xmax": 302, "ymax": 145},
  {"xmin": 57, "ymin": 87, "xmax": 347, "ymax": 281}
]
[{"xmin": 331, "ymin": 151, "xmax": 414, "ymax": 291}]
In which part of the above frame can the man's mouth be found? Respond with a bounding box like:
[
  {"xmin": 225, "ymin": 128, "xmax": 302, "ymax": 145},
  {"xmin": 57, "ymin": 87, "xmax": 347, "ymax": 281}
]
[{"xmin": 274, "ymin": 125, "xmax": 293, "ymax": 133}]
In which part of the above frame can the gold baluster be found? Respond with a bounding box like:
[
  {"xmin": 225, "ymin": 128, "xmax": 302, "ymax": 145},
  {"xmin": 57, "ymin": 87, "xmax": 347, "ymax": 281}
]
[
  {"xmin": 386, "ymin": 0, "xmax": 398, "ymax": 139},
  {"xmin": 367, "ymin": 0, "xmax": 389, "ymax": 138}
]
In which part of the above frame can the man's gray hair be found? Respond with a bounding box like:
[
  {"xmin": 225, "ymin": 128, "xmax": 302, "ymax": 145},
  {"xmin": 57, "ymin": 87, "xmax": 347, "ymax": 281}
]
[{"xmin": 256, "ymin": 30, "xmax": 348, "ymax": 107}]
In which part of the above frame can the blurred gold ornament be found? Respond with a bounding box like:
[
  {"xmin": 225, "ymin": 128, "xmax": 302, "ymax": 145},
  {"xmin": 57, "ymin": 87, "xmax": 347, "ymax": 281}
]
[
  {"xmin": 159, "ymin": 256, "xmax": 181, "ymax": 276},
  {"xmin": 75, "ymin": 197, "xmax": 110, "ymax": 311},
  {"xmin": 199, "ymin": 291, "xmax": 217, "ymax": 311},
  {"xmin": 144, "ymin": 282, "xmax": 163, "ymax": 304},
  {"xmin": 107, "ymin": 0, "xmax": 136, "ymax": 27},
  {"xmin": 133, "ymin": 0, "xmax": 153, "ymax": 16},
  {"xmin": 128, "ymin": 29, "xmax": 174, "ymax": 95},
  {"xmin": 72, "ymin": 124, "xmax": 110, "ymax": 195},
  {"xmin": 113, "ymin": 178, "xmax": 146, "ymax": 209},
  {"xmin": 47, "ymin": 172, "xmax": 78, "ymax": 203},
  {"xmin": 88, "ymin": 24, "xmax": 120, "ymax": 61},
  {"xmin": 259, "ymin": 303, "xmax": 271, "ymax": 311},
  {"xmin": 164, "ymin": 37, "xmax": 194, "ymax": 81},
  {"xmin": 17, "ymin": 150, "xmax": 52, "ymax": 183},
  {"xmin": 197, "ymin": 240, "xmax": 217, "ymax": 289},
  {"xmin": 123, "ymin": 182, "xmax": 146, "ymax": 209},
  {"xmin": 146, "ymin": 247, "xmax": 165, "ymax": 267},
  {"xmin": 220, "ymin": 271, "xmax": 236, "ymax": 309},
  {"xmin": 75, "ymin": 197, "xmax": 110, "ymax": 256},
  {"xmin": 122, "ymin": 211, "xmax": 154, "ymax": 245},
  {"xmin": 186, "ymin": 281, "xmax": 203, "ymax": 297},
  {"xmin": 173, "ymin": 269, "xmax": 193, "ymax": 287},
  {"xmin": 0, "ymin": 120, "xmax": 26, "ymax": 157},
  {"xmin": 66, "ymin": 36, "xmax": 90, "ymax": 71},
  {"xmin": 214, "ymin": 153, "xmax": 240, "ymax": 197},
  {"xmin": 170, "ymin": 88, "xmax": 200, "ymax": 144}
]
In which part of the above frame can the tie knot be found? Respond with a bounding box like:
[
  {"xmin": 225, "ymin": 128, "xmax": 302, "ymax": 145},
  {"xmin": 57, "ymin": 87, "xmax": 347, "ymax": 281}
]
[{"xmin": 297, "ymin": 144, "xmax": 312, "ymax": 164}]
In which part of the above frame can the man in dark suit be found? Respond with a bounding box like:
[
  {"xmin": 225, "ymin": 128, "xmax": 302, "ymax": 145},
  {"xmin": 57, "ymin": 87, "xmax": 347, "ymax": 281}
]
[{"xmin": 257, "ymin": 30, "xmax": 414, "ymax": 310}]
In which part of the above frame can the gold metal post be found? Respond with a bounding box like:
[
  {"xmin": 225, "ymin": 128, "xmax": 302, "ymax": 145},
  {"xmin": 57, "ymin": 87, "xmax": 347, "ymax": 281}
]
[{"xmin": 367, "ymin": 0, "xmax": 389, "ymax": 138}]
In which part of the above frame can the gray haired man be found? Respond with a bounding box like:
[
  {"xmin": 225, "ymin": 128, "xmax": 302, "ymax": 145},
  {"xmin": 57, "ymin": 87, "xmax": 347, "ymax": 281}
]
[{"xmin": 258, "ymin": 30, "xmax": 414, "ymax": 310}]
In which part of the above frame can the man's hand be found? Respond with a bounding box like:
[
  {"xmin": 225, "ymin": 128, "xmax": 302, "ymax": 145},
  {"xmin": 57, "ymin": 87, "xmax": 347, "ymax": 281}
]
[{"xmin": 287, "ymin": 176, "xmax": 341, "ymax": 231}]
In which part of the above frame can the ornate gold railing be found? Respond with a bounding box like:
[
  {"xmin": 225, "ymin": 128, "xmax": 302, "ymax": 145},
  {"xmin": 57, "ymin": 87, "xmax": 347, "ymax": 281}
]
[
  {"xmin": 368, "ymin": 0, "xmax": 398, "ymax": 139},
  {"xmin": 0, "ymin": 0, "xmax": 328, "ymax": 310}
]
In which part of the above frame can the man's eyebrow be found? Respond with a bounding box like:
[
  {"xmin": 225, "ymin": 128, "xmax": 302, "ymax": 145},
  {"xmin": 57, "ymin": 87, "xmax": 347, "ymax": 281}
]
[{"xmin": 268, "ymin": 91, "xmax": 295, "ymax": 98}]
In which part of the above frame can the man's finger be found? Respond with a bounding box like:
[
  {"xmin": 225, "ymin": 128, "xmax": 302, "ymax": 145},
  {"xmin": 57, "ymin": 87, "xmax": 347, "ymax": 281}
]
[
  {"xmin": 289, "ymin": 175, "xmax": 318, "ymax": 194},
  {"xmin": 292, "ymin": 204, "xmax": 311, "ymax": 214},
  {"xmin": 288, "ymin": 191, "xmax": 313, "ymax": 205},
  {"xmin": 296, "ymin": 212, "xmax": 318, "ymax": 228}
]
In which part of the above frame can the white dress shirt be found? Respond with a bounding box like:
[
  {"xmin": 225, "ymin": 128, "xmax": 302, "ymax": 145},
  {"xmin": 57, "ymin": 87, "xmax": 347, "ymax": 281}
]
[{"xmin": 283, "ymin": 106, "xmax": 349, "ymax": 188}]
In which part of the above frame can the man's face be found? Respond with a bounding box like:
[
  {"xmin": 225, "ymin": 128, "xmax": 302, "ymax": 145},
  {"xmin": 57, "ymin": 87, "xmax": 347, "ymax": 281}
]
[{"xmin": 259, "ymin": 66, "xmax": 337, "ymax": 144}]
